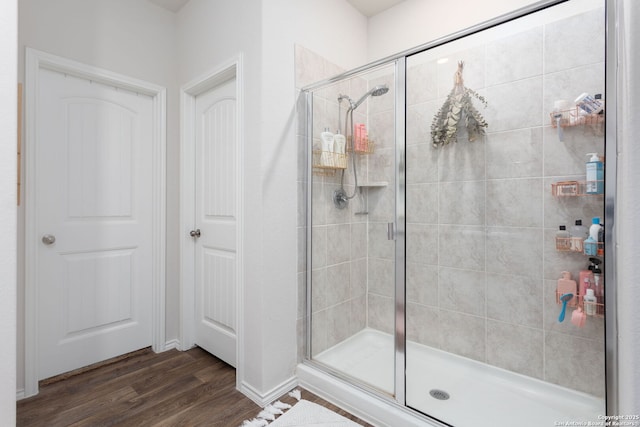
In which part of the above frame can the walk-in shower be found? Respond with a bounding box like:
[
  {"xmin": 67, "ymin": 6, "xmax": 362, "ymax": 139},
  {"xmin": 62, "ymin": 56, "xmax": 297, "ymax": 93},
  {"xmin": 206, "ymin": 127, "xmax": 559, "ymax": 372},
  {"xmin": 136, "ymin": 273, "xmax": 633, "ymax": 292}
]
[{"xmin": 299, "ymin": 0, "xmax": 614, "ymax": 426}]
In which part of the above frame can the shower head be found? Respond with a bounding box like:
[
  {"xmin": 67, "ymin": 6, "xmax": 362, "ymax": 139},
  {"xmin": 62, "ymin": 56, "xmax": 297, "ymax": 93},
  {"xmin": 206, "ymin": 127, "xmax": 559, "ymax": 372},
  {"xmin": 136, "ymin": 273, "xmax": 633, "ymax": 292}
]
[
  {"xmin": 370, "ymin": 85, "xmax": 390, "ymax": 97},
  {"xmin": 349, "ymin": 84, "xmax": 389, "ymax": 110}
]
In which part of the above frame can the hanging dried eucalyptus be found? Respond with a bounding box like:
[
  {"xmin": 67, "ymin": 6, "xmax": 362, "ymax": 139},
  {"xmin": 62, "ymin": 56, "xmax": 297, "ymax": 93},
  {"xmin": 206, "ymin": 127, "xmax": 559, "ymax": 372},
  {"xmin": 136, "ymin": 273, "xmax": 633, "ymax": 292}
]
[{"xmin": 431, "ymin": 61, "xmax": 488, "ymax": 147}]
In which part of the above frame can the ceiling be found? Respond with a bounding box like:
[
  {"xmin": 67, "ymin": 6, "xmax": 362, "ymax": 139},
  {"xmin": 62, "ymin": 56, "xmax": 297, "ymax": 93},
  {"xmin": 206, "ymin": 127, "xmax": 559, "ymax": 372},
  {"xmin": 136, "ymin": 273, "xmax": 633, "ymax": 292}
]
[
  {"xmin": 147, "ymin": 0, "xmax": 406, "ymax": 16},
  {"xmin": 346, "ymin": 0, "xmax": 406, "ymax": 17},
  {"xmin": 147, "ymin": 0, "xmax": 190, "ymax": 13}
]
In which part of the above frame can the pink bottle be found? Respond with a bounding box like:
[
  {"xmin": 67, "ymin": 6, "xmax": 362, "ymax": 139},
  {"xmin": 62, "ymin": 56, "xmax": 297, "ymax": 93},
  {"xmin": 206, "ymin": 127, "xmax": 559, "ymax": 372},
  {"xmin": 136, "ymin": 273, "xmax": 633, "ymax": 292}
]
[
  {"xmin": 354, "ymin": 123, "xmax": 362, "ymax": 152},
  {"xmin": 557, "ymin": 271, "xmax": 577, "ymax": 307},
  {"xmin": 360, "ymin": 124, "xmax": 368, "ymax": 152},
  {"xmin": 579, "ymin": 270, "xmax": 593, "ymax": 299}
]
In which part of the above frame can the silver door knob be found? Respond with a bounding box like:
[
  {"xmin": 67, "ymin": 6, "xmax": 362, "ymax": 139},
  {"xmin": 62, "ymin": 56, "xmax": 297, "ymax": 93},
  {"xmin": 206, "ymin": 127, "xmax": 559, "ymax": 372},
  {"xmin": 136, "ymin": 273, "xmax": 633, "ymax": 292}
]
[
  {"xmin": 42, "ymin": 234, "xmax": 56, "ymax": 245},
  {"xmin": 189, "ymin": 229, "xmax": 201, "ymax": 238}
]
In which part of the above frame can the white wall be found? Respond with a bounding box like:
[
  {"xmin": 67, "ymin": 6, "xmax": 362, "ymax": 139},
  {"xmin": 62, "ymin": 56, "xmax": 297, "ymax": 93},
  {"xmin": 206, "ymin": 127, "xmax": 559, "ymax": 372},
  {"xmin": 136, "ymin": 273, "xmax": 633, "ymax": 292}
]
[
  {"xmin": 0, "ymin": 0, "xmax": 17, "ymax": 422},
  {"xmin": 177, "ymin": 0, "xmax": 367, "ymax": 399},
  {"xmin": 259, "ymin": 0, "xmax": 367, "ymax": 395},
  {"xmin": 368, "ymin": 0, "xmax": 542, "ymax": 61},
  {"xmin": 17, "ymin": 0, "xmax": 179, "ymax": 393}
]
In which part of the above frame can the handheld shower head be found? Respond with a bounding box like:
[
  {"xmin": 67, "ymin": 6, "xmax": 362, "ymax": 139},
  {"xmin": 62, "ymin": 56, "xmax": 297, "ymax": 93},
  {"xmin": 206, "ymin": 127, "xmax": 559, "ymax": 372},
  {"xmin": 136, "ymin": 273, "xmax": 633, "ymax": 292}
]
[
  {"xmin": 351, "ymin": 84, "xmax": 389, "ymax": 110},
  {"xmin": 370, "ymin": 85, "xmax": 390, "ymax": 97}
]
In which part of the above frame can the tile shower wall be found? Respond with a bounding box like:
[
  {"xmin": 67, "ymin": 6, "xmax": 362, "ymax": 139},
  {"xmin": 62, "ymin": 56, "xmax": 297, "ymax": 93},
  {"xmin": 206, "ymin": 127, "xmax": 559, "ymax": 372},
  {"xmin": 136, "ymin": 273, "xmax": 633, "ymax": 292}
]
[{"xmin": 404, "ymin": 8, "xmax": 605, "ymax": 397}]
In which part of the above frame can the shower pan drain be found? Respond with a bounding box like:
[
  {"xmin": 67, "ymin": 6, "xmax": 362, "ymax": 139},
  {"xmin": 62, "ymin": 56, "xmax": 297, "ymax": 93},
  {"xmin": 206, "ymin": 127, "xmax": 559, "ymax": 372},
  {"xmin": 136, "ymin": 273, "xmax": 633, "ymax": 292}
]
[{"xmin": 429, "ymin": 389, "xmax": 450, "ymax": 400}]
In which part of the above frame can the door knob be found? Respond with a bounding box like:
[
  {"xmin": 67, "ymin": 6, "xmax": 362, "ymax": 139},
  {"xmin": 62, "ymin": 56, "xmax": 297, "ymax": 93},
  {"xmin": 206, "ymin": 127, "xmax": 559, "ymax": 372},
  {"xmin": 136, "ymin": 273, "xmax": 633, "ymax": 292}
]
[
  {"xmin": 42, "ymin": 234, "xmax": 56, "ymax": 245},
  {"xmin": 189, "ymin": 229, "xmax": 201, "ymax": 238}
]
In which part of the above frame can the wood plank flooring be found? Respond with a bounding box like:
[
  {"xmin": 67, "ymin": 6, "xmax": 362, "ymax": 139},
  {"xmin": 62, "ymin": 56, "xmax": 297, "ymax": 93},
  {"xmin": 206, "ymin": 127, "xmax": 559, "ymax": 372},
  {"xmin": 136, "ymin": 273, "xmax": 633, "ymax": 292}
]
[{"xmin": 17, "ymin": 347, "xmax": 373, "ymax": 427}]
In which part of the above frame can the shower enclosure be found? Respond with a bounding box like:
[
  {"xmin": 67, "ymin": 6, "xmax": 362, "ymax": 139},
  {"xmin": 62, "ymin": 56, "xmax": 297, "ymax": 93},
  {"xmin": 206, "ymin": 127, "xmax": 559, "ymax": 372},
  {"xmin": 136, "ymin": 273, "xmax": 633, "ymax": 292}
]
[{"xmin": 300, "ymin": 0, "xmax": 614, "ymax": 425}]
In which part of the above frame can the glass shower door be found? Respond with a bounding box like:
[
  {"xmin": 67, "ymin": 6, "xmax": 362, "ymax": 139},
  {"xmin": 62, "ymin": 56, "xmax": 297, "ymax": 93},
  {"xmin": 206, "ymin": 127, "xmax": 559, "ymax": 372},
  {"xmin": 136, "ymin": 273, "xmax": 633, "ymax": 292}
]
[{"xmin": 308, "ymin": 62, "xmax": 398, "ymax": 397}]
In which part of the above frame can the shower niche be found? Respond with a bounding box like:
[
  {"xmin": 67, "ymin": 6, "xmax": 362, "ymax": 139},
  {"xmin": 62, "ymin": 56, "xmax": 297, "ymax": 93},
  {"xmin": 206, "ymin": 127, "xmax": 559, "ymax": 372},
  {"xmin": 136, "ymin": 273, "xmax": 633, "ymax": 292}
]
[{"xmin": 301, "ymin": 1, "xmax": 610, "ymax": 426}]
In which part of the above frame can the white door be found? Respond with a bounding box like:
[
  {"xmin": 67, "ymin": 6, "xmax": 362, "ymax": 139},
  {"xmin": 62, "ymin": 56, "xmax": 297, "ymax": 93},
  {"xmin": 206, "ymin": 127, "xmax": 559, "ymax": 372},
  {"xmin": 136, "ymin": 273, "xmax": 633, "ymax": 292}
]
[
  {"xmin": 192, "ymin": 78, "xmax": 237, "ymax": 367},
  {"xmin": 36, "ymin": 68, "xmax": 154, "ymax": 380}
]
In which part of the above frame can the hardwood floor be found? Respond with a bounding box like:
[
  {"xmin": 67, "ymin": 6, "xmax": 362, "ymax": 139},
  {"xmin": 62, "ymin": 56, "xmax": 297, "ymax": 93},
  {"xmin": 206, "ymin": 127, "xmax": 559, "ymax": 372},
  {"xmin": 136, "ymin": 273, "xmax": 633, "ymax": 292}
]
[{"xmin": 17, "ymin": 347, "xmax": 373, "ymax": 427}]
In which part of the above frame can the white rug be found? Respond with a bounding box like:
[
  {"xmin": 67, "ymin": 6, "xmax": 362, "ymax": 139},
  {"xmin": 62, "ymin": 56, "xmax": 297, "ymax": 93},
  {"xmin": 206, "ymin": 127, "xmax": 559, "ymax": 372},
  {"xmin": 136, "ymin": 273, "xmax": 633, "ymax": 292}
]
[
  {"xmin": 241, "ymin": 393, "xmax": 363, "ymax": 427},
  {"xmin": 269, "ymin": 400, "xmax": 362, "ymax": 427}
]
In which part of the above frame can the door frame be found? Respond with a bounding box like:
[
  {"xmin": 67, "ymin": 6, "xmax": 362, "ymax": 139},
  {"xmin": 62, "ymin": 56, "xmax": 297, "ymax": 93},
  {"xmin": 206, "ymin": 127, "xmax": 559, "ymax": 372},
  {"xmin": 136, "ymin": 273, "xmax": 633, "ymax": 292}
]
[
  {"xmin": 179, "ymin": 54, "xmax": 244, "ymax": 385},
  {"xmin": 24, "ymin": 48, "xmax": 167, "ymax": 397}
]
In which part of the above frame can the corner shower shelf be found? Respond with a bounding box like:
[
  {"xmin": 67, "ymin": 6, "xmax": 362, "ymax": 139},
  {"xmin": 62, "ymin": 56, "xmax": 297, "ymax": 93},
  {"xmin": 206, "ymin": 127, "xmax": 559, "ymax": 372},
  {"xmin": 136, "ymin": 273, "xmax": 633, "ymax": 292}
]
[
  {"xmin": 550, "ymin": 107, "xmax": 604, "ymax": 128},
  {"xmin": 347, "ymin": 137, "xmax": 375, "ymax": 154},
  {"xmin": 551, "ymin": 180, "xmax": 604, "ymax": 197},
  {"xmin": 312, "ymin": 150, "xmax": 347, "ymax": 176},
  {"xmin": 354, "ymin": 182, "xmax": 388, "ymax": 215},
  {"xmin": 357, "ymin": 182, "xmax": 388, "ymax": 188},
  {"xmin": 556, "ymin": 290, "xmax": 604, "ymax": 318},
  {"xmin": 555, "ymin": 237, "xmax": 603, "ymax": 256}
]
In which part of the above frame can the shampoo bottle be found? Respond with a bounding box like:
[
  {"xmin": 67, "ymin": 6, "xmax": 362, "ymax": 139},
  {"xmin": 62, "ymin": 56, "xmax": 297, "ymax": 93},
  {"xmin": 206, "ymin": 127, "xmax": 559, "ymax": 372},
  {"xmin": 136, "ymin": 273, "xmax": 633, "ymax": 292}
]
[
  {"xmin": 589, "ymin": 217, "xmax": 601, "ymax": 240},
  {"xmin": 320, "ymin": 128, "xmax": 334, "ymax": 166},
  {"xmin": 556, "ymin": 225, "xmax": 571, "ymax": 251},
  {"xmin": 579, "ymin": 274, "xmax": 592, "ymax": 299},
  {"xmin": 584, "ymin": 217, "xmax": 601, "ymax": 256},
  {"xmin": 583, "ymin": 288, "xmax": 597, "ymax": 316},
  {"xmin": 570, "ymin": 219, "xmax": 587, "ymax": 252},
  {"xmin": 584, "ymin": 236, "xmax": 597, "ymax": 256},
  {"xmin": 585, "ymin": 153, "xmax": 604, "ymax": 195}
]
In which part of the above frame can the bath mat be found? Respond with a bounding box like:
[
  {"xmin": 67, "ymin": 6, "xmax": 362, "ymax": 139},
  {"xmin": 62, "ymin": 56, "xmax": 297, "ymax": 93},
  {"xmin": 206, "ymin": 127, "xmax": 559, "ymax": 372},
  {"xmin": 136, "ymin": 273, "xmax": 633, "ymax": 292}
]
[
  {"xmin": 241, "ymin": 390, "xmax": 363, "ymax": 427},
  {"xmin": 270, "ymin": 400, "xmax": 361, "ymax": 427}
]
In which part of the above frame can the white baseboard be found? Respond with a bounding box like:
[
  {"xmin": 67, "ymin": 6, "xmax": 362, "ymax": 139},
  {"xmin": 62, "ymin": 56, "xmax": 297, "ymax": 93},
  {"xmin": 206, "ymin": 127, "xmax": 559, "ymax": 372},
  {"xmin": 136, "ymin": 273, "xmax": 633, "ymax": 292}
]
[
  {"xmin": 239, "ymin": 376, "xmax": 298, "ymax": 407},
  {"xmin": 164, "ymin": 339, "xmax": 180, "ymax": 351},
  {"xmin": 16, "ymin": 388, "xmax": 26, "ymax": 401}
]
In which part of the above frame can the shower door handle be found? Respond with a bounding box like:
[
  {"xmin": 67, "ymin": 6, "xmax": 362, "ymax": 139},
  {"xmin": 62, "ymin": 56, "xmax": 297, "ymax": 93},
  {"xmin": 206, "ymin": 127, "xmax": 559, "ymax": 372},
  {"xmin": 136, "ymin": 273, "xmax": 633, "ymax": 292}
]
[{"xmin": 387, "ymin": 222, "xmax": 395, "ymax": 241}]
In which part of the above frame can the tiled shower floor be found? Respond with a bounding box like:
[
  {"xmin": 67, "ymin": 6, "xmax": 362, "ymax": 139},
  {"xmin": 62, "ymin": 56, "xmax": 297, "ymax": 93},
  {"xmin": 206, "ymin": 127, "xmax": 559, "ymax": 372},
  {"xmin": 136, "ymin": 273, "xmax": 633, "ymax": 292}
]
[{"xmin": 315, "ymin": 329, "xmax": 605, "ymax": 427}]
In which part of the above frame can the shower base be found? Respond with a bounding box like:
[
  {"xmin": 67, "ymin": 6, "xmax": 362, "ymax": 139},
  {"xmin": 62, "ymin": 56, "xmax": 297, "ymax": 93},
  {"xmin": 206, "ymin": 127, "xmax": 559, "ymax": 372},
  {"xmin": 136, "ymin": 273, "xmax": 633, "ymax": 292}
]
[{"xmin": 310, "ymin": 329, "xmax": 604, "ymax": 427}]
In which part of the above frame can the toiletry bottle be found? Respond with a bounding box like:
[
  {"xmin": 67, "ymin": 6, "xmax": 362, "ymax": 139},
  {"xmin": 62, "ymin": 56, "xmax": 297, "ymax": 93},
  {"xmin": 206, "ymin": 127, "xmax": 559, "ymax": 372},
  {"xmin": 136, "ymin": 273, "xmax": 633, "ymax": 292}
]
[
  {"xmin": 575, "ymin": 93, "xmax": 604, "ymax": 115},
  {"xmin": 589, "ymin": 217, "xmax": 602, "ymax": 240},
  {"xmin": 585, "ymin": 153, "xmax": 604, "ymax": 195},
  {"xmin": 580, "ymin": 259, "xmax": 596, "ymax": 298},
  {"xmin": 584, "ymin": 235, "xmax": 597, "ymax": 256},
  {"xmin": 355, "ymin": 124, "xmax": 367, "ymax": 152},
  {"xmin": 557, "ymin": 271, "xmax": 577, "ymax": 307},
  {"xmin": 583, "ymin": 288, "xmax": 597, "ymax": 316},
  {"xmin": 354, "ymin": 124, "xmax": 361, "ymax": 152},
  {"xmin": 584, "ymin": 217, "xmax": 601, "ymax": 256},
  {"xmin": 320, "ymin": 128, "xmax": 334, "ymax": 166},
  {"xmin": 590, "ymin": 257, "xmax": 604, "ymax": 314},
  {"xmin": 556, "ymin": 225, "xmax": 571, "ymax": 251},
  {"xmin": 333, "ymin": 130, "xmax": 346, "ymax": 168},
  {"xmin": 595, "ymin": 93, "xmax": 605, "ymax": 114},
  {"xmin": 570, "ymin": 219, "xmax": 587, "ymax": 252},
  {"xmin": 580, "ymin": 275, "xmax": 592, "ymax": 300},
  {"xmin": 361, "ymin": 124, "xmax": 369, "ymax": 152},
  {"xmin": 597, "ymin": 221, "xmax": 604, "ymax": 256}
]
